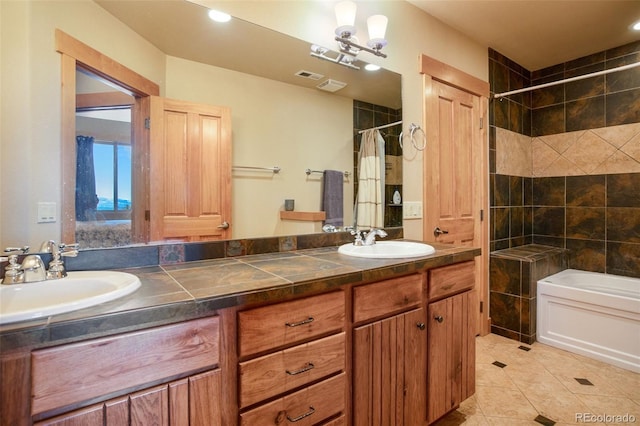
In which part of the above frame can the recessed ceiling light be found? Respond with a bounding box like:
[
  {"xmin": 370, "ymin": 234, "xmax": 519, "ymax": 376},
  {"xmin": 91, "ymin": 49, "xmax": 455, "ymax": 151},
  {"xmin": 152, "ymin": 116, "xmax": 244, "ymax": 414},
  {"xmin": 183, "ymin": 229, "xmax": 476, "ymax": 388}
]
[
  {"xmin": 365, "ymin": 63, "xmax": 381, "ymax": 71},
  {"xmin": 632, "ymin": 20, "xmax": 640, "ymax": 31},
  {"xmin": 208, "ymin": 9, "xmax": 231, "ymax": 23}
]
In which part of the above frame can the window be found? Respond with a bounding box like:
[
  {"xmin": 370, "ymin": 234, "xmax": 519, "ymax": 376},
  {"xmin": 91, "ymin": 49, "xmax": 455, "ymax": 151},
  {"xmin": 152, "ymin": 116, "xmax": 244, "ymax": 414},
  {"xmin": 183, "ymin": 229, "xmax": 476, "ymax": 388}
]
[{"xmin": 94, "ymin": 140, "xmax": 132, "ymax": 214}]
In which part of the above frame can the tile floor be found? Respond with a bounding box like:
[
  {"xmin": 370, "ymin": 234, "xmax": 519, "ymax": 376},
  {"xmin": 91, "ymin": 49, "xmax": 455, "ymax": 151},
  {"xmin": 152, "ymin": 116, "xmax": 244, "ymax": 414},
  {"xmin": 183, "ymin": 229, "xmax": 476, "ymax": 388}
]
[{"xmin": 435, "ymin": 333, "xmax": 640, "ymax": 426}]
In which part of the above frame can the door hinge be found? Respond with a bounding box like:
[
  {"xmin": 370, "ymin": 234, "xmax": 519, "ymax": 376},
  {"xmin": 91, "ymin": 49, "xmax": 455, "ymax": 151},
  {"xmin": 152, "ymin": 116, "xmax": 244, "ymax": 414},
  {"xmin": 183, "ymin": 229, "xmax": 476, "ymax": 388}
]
[
  {"xmin": 144, "ymin": 117, "xmax": 151, "ymax": 129},
  {"xmin": 145, "ymin": 210, "xmax": 150, "ymax": 221},
  {"xmin": 480, "ymin": 300, "xmax": 484, "ymax": 313},
  {"xmin": 479, "ymin": 116, "xmax": 484, "ymax": 129},
  {"xmin": 480, "ymin": 209, "xmax": 484, "ymax": 221}
]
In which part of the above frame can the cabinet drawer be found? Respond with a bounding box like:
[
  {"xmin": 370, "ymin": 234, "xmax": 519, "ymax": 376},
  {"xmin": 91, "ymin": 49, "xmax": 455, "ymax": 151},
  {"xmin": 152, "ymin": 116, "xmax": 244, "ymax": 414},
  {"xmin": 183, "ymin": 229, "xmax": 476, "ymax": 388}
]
[
  {"xmin": 240, "ymin": 373, "xmax": 345, "ymax": 426},
  {"xmin": 31, "ymin": 317, "xmax": 219, "ymax": 416},
  {"xmin": 239, "ymin": 332, "xmax": 345, "ymax": 408},
  {"xmin": 238, "ymin": 291, "xmax": 344, "ymax": 357},
  {"xmin": 353, "ymin": 274, "xmax": 423, "ymax": 323},
  {"xmin": 428, "ymin": 261, "xmax": 475, "ymax": 301}
]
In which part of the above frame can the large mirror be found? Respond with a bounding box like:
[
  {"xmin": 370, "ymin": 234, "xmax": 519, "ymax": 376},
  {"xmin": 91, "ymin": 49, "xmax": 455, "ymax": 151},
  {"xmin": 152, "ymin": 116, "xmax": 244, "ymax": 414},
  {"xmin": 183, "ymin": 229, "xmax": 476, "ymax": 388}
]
[{"xmin": 1, "ymin": 0, "xmax": 402, "ymax": 250}]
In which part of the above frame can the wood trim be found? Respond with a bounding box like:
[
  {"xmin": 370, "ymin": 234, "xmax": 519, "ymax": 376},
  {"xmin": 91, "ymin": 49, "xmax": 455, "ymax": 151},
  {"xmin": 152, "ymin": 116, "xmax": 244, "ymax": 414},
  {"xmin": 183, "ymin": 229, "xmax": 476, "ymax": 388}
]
[
  {"xmin": 61, "ymin": 53, "xmax": 77, "ymax": 244},
  {"xmin": 55, "ymin": 29, "xmax": 159, "ymax": 96},
  {"xmin": 76, "ymin": 92, "xmax": 134, "ymax": 109},
  {"xmin": 58, "ymin": 29, "xmax": 158, "ymax": 244},
  {"xmin": 419, "ymin": 55, "xmax": 489, "ymax": 98},
  {"xmin": 279, "ymin": 211, "xmax": 326, "ymax": 221}
]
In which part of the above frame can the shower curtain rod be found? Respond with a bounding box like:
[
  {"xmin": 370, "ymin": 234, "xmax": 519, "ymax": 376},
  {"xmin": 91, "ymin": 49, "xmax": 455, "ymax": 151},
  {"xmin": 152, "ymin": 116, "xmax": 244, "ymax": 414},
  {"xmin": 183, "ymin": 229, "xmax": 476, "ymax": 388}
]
[
  {"xmin": 358, "ymin": 120, "xmax": 403, "ymax": 134},
  {"xmin": 493, "ymin": 61, "xmax": 640, "ymax": 99}
]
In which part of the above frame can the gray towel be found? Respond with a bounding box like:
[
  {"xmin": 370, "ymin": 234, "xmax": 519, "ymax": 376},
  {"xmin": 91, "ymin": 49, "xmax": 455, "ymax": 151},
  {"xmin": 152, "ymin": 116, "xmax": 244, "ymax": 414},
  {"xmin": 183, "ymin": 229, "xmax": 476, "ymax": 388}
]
[{"xmin": 322, "ymin": 170, "xmax": 344, "ymax": 226}]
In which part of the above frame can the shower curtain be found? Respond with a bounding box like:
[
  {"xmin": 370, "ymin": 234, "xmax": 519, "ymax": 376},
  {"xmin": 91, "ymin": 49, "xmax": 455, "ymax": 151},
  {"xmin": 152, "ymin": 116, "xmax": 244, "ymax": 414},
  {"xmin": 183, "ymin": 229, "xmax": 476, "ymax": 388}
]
[
  {"xmin": 354, "ymin": 129, "xmax": 385, "ymax": 229},
  {"xmin": 75, "ymin": 135, "xmax": 98, "ymax": 221}
]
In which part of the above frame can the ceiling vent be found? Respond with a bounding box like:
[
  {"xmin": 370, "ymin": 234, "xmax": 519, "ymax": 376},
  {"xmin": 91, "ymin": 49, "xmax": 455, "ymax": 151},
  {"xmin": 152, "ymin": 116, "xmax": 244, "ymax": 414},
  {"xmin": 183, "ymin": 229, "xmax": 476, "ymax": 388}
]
[
  {"xmin": 316, "ymin": 79, "xmax": 347, "ymax": 92},
  {"xmin": 295, "ymin": 70, "xmax": 324, "ymax": 80}
]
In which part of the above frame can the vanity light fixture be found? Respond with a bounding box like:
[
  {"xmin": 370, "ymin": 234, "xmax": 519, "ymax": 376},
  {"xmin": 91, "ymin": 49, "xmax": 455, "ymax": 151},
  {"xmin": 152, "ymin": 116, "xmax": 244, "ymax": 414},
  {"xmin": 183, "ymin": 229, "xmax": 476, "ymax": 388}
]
[
  {"xmin": 334, "ymin": 1, "xmax": 388, "ymax": 58},
  {"xmin": 208, "ymin": 9, "xmax": 231, "ymax": 23},
  {"xmin": 310, "ymin": 44, "xmax": 360, "ymax": 70},
  {"xmin": 310, "ymin": 1, "xmax": 388, "ymax": 70}
]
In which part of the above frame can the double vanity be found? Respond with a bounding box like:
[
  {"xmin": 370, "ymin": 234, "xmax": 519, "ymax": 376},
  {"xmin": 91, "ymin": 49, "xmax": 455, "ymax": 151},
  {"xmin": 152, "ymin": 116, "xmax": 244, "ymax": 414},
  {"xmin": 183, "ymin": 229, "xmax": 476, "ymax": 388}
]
[{"xmin": 0, "ymin": 237, "xmax": 480, "ymax": 425}]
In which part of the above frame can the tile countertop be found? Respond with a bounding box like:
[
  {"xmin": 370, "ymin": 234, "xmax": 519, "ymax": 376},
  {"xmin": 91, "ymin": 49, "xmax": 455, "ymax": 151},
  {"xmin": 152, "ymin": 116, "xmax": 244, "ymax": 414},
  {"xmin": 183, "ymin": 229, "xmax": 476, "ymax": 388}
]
[{"xmin": 0, "ymin": 243, "xmax": 480, "ymax": 353}]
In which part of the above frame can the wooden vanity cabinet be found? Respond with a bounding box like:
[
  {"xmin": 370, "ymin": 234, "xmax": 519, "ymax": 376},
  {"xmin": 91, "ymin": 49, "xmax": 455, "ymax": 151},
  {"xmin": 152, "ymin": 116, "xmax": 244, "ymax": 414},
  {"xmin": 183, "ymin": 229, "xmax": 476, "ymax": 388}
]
[
  {"xmin": 30, "ymin": 316, "xmax": 222, "ymax": 426},
  {"xmin": 35, "ymin": 369, "xmax": 221, "ymax": 426},
  {"xmin": 426, "ymin": 261, "xmax": 476, "ymax": 424},
  {"xmin": 352, "ymin": 274, "xmax": 427, "ymax": 426},
  {"xmin": 237, "ymin": 291, "xmax": 346, "ymax": 425}
]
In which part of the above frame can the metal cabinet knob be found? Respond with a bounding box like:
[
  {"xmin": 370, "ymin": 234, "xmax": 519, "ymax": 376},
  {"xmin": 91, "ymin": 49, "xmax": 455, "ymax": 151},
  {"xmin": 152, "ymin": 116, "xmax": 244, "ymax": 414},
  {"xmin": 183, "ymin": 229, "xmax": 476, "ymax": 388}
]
[
  {"xmin": 434, "ymin": 315, "xmax": 444, "ymax": 323},
  {"xmin": 417, "ymin": 322, "xmax": 426, "ymax": 330}
]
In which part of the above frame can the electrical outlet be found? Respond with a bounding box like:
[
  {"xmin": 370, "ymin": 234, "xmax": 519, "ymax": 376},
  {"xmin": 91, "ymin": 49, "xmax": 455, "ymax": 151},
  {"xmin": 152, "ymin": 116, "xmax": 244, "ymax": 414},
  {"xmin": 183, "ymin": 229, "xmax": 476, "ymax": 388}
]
[
  {"xmin": 37, "ymin": 202, "xmax": 56, "ymax": 223},
  {"xmin": 403, "ymin": 201, "xmax": 422, "ymax": 219}
]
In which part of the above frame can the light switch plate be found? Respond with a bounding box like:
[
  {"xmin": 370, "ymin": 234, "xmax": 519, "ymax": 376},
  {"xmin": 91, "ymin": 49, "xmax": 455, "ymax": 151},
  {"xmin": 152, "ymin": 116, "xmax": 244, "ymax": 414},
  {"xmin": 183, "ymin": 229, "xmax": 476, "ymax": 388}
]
[
  {"xmin": 37, "ymin": 202, "xmax": 56, "ymax": 223},
  {"xmin": 403, "ymin": 201, "xmax": 423, "ymax": 219}
]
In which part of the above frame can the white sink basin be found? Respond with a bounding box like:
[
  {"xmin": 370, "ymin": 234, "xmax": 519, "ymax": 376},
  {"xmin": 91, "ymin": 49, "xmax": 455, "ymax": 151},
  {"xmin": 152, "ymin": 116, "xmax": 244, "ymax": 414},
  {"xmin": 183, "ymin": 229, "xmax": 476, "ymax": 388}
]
[
  {"xmin": 0, "ymin": 271, "xmax": 141, "ymax": 324},
  {"xmin": 338, "ymin": 241, "xmax": 436, "ymax": 259}
]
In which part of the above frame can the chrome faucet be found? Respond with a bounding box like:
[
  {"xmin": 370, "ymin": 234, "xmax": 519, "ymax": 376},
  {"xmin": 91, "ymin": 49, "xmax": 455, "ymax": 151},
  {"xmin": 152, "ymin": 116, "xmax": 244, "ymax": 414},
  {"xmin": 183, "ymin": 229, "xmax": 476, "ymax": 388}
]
[
  {"xmin": 1, "ymin": 241, "xmax": 79, "ymax": 284},
  {"xmin": 363, "ymin": 228, "xmax": 388, "ymax": 245}
]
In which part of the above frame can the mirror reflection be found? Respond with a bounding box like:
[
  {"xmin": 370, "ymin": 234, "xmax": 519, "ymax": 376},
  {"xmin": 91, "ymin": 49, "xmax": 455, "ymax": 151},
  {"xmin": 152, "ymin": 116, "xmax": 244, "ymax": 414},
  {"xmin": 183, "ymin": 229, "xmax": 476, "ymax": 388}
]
[{"xmin": 2, "ymin": 0, "xmax": 402, "ymax": 250}]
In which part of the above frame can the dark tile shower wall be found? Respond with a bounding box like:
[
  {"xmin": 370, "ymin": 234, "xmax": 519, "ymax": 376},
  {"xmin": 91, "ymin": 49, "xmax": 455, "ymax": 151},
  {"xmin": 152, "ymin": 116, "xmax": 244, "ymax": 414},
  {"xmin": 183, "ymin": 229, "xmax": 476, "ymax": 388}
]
[
  {"xmin": 489, "ymin": 43, "xmax": 640, "ymax": 269},
  {"xmin": 531, "ymin": 41, "xmax": 640, "ymax": 136},
  {"xmin": 488, "ymin": 42, "xmax": 640, "ymax": 342},
  {"xmin": 353, "ymin": 100, "xmax": 403, "ymax": 228}
]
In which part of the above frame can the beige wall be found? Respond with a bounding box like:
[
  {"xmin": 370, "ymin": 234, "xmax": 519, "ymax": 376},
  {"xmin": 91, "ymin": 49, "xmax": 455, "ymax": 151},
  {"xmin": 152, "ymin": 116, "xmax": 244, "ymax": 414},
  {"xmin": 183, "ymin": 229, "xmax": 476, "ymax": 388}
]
[
  {"xmin": 198, "ymin": 0, "xmax": 489, "ymax": 240},
  {"xmin": 0, "ymin": 0, "xmax": 165, "ymax": 248},
  {"xmin": 165, "ymin": 56, "xmax": 353, "ymax": 238},
  {"xmin": 1, "ymin": 0, "xmax": 488, "ymax": 248}
]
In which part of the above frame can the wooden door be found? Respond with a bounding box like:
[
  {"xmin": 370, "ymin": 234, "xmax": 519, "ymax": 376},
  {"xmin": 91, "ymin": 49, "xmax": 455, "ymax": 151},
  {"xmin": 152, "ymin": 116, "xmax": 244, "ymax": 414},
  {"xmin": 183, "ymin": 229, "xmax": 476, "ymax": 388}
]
[
  {"xmin": 353, "ymin": 308, "xmax": 426, "ymax": 426},
  {"xmin": 427, "ymin": 291, "xmax": 475, "ymax": 424},
  {"xmin": 150, "ymin": 97, "xmax": 232, "ymax": 242},
  {"xmin": 424, "ymin": 81, "xmax": 480, "ymax": 246},
  {"xmin": 422, "ymin": 64, "xmax": 489, "ymax": 336}
]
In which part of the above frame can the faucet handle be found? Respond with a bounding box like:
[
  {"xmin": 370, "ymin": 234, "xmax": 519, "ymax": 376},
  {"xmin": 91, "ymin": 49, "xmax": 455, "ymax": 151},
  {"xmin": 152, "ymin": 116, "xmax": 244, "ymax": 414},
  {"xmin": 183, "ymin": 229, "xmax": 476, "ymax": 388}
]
[
  {"xmin": 4, "ymin": 246, "xmax": 30, "ymax": 254},
  {"xmin": 350, "ymin": 230, "xmax": 364, "ymax": 246},
  {"xmin": 60, "ymin": 243, "xmax": 79, "ymax": 257}
]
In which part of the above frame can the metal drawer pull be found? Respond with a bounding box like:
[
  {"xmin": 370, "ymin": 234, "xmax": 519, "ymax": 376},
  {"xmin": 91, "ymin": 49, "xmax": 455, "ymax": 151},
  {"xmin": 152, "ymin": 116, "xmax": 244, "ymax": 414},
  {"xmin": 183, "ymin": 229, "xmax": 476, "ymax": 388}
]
[
  {"xmin": 286, "ymin": 362, "xmax": 315, "ymax": 376},
  {"xmin": 286, "ymin": 406, "xmax": 315, "ymax": 422},
  {"xmin": 434, "ymin": 315, "xmax": 444, "ymax": 323},
  {"xmin": 285, "ymin": 317, "xmax": 314, "ymax": 327}
]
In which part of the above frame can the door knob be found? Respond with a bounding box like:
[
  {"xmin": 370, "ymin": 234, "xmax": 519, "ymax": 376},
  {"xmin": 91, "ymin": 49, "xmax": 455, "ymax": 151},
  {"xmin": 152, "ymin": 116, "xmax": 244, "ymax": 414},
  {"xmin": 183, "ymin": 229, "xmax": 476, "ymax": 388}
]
[
  {"xmin": 433, "ymin": 227, "xmax": 449, "ymax": 237},
  {"xmin": 217, "ymin": 221, "xmax": 230, "ymax": 229}
]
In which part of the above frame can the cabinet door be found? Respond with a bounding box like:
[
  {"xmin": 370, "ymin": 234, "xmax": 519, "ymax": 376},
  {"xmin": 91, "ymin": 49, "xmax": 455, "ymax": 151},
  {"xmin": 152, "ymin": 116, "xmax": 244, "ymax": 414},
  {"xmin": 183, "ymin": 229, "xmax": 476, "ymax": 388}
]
[
  {"xmin": 36, "ymin": 370, "xmax": 221, "ymax": 426},
  {"xmin": 130, "ymin": 385, "xmax": 169, "ymax": 425},
  {"xmin": 427, "ymin": 291, "xmax": 475, "ymax": 424},
  {"xmin": 189, "ymin": 369, "xmax": 222, "ymax": 426},
  {"xmin": 353, "ymin": 308, "xmax": 426, "ymax": 426}
]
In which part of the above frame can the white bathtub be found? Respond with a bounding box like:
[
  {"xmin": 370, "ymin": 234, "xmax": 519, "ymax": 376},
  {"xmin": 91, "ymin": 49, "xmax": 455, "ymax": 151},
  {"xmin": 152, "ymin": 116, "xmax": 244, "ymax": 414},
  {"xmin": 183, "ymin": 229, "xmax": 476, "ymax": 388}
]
[{"xmin": 537, "ymin": 269, "xmax": 640, "ymax": 372}]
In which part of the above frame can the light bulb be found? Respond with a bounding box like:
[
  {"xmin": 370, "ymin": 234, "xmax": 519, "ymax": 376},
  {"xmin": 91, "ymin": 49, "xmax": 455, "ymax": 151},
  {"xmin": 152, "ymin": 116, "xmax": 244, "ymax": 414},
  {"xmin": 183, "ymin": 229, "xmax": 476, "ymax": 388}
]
[
  {"xmin": 335, "ymin": 1, "xmax": 357, "ymax": 37},
  {"xmin": 208, "ymin": 9, "xmax": 231, "ymax": 23},
  {"xmin": 367, "ymin": 14, "xmax": 388, "ymax": 48}
]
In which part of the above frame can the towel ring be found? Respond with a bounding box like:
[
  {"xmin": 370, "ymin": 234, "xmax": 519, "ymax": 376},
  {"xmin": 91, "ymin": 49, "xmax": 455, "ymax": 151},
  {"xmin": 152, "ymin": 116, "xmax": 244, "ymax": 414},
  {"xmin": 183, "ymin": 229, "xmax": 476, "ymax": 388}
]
[{"xmin": 399, "ymin": 123, "xmax": 426, "ymax": 151}]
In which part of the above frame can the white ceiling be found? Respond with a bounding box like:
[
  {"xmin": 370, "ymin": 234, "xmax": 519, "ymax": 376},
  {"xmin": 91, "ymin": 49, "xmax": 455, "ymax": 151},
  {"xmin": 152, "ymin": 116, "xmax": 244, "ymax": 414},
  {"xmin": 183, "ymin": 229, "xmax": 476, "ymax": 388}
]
[{"xmin": 408, "ymin": 0, "xmax": 640, "ymax": 71}]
